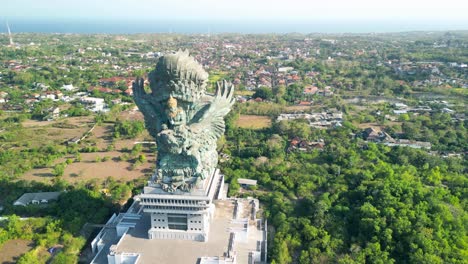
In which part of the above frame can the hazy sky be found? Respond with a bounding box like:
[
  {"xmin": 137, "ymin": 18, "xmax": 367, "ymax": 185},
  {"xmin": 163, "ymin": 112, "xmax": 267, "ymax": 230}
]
[{"xmin": 2, "ymin": 0, "xmax": 468, "ymax": 22}]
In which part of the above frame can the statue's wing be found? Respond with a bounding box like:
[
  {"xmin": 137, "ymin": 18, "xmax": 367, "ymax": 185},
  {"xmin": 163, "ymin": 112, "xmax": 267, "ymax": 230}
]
[
  {"xmin": 133, "ymin": 78, "xmax": 164, "ymax": 136},
  {"xmin": 191, "ymin": 80, "xmax": 235, "ymax": 138}
]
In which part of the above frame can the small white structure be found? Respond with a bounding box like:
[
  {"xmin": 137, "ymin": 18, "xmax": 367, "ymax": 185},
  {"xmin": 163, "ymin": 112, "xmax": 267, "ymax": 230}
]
[
  {"xmin": 80, "ymin": 97, "xmax": 106, "ymax": 112},
  {"xmin": 393, "ymin": 110, "xmax": 408, "ymax": 115},
  {"xmin": 46, "ymin": 107, "xmax": 60, "ymax": 121},
  {"xmin": 394, "ymin": 103, "xmax": 408, "ymax": 109},
  {"xmin": 13, "ymin": 192, "xmax": 61, "ymax": 206},
  {"xmin": 238, "ymin": 178, "xmax": 258, "ymax": 188},
  {"xmin": 62, "ymin": 84, "xmax": 77, "ymax": 91},
  {"xmin": 278, "ymin": 67, "xmax": 294, "ymax": 73},
  {"xmin": 199, "ymin": 256, "xmax": 235, "ymax": 264}
]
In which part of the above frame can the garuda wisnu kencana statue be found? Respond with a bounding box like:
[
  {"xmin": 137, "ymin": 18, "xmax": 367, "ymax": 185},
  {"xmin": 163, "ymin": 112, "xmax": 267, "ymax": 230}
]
[{"xmin": 133, "ymin": 51, "xmax": 235, "ymax": 192}]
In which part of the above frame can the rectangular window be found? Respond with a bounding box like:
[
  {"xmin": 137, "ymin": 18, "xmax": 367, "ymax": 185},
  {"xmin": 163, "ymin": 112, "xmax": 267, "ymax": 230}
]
[
  {"xmin": 167, "ymin": 213, "xmax": 188, "ymax": 231},
  {"xmin": 168, "ymin": 224, "xmax": 186, "ymax": 230}
]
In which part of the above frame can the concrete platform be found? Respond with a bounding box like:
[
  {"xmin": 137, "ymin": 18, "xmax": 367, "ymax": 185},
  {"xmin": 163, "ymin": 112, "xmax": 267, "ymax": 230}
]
[
  {"xmin": 116, "ymin": 200, "xmax": 231, "ymax": 263},
  {"xmin": 112, "ymin": 199, "xmax": 265, "ymax": 264}
]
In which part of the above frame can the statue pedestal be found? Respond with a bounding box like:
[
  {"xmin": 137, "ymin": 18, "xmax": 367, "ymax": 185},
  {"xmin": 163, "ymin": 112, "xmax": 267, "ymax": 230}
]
[{"xmin": 139, "ymin": 169, "xmax": 224, "ymax": 242}]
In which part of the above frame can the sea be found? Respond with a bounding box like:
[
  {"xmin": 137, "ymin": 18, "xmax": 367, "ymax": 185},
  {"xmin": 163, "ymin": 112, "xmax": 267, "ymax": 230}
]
[{"xmin": 4, "ymin": 19, "xmax": 468, "ymax": 34}]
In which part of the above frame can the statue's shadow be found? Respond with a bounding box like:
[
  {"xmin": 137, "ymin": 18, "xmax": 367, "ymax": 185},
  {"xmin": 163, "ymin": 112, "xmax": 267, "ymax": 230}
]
[{"xmin": 125, "ymin": 213, "xmax": 151, "ymax": 239}]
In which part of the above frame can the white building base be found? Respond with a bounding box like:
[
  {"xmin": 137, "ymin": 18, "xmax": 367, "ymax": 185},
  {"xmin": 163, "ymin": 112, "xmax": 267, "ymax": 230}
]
[{"xmin": 139, "ymin": 169, "xmax": 223, "ymax": 242}]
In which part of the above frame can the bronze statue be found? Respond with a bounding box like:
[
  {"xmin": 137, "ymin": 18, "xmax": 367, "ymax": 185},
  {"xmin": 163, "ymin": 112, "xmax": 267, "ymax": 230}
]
[{"xmin": 133, "ymin": 51, "xmax": 235, "ymax": 192}]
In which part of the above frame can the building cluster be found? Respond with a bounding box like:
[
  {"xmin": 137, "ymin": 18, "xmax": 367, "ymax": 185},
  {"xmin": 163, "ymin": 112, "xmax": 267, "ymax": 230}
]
[
  {"xmin": 277, "ymin": 111, "xmax": 343, "ymax": 129},
  {"xmin": 287, "ymin": 137, "xmax": 325, "ymax": 152},
  {"xmin": 88, "ymin": 77, "xmax": 137, "ymax": 96},
  {"xmin": 390, "ymin": 101, "xmax": 463, "ymax": 122},
  {"xmin": 358, "ymin": 127, "xmax": 432, "ymax": 150},
  {"xmin": 389, "ymin": 61, "xmax": 468, "ymax": 89},
  {"xmin": 303, "ymin": 85, "xmax": 334, "ymax": 96},
  {"xmin": 391, "ymin": 102, "xmax": 433, "ymax": 115},
  {"xmin": 2, "ymin": 34, "xmax": 466, "ymax": 119}
]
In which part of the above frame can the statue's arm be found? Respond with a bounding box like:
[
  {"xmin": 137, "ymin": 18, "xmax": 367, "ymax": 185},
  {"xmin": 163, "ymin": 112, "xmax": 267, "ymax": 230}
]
[
  {"xmin": 133, "ymin": 78, "xmax": 163, "ymax": 136},
  {"xmin": 133, "ymin": 77, "xmax": 149, "ymax": 108}
]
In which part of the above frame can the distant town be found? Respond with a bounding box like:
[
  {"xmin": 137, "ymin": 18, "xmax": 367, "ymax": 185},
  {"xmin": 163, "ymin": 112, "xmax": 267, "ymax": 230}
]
[{"xmin": 0, "ymin": 31, "xmax": 466, "ymax": 264}]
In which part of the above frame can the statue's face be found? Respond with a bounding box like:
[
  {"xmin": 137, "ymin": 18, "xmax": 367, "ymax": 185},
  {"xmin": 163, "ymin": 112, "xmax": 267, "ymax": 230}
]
[
  {"xmin": 164, "ymin": 97, "xmax": 185, "ymax": 126},
  {"xmin": 167, "ymin": 96, "xmax": 178, "ymax": 109}
]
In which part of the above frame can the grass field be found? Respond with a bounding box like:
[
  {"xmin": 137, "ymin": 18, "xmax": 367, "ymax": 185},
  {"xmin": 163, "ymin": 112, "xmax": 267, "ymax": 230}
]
[
  {"xmin": 450, "ymin": 88, "xmax": 468, "ymax": 96},
  {"xmin": 21, "ymin": 120, "xmax": 155, "ymax": 184},
  {"xmin": 21, "ymin": 151, "xmax": 155, "ymax": 184},
  {"xmin": 14, "ymin": 110, "xmax": 155, "ymax": 184},
  {"xmin": 235, "ymin": 115, "xmax": 271, "ymax": 129},
  {"xmin": 2, "ymin": 116, "xmax": 94, "ymax": 149},
  {"xmin": 117, "ymin": 107, "xmax": 144, "ymax": 121},
  {"xmin": 357, "ymin": 122, "xmax": 403, "ymax": 132},
  {"xmin": 235, "ymin": 90, "xmax": 255, "ymax": 96},
  {"xmin": 21, "ymin": 116, "xmax": 94, "ymax": 128},
  {"xmin": 284, "ymin": 105, "xmax": 312, "ymax": 112},
  {"xmin": 207, "ymin": 71, "xmax": 228, "ymax": 91},
  {"xmin": 0, "ymin": 239, "xmax": 34, "ymax": 264}
]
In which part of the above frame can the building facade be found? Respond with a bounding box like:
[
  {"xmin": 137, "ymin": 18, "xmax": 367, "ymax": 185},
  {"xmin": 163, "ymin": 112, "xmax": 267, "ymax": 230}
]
[{"xmin": 139, "ymin": 168, "xmax": 223, "ymax": 242}]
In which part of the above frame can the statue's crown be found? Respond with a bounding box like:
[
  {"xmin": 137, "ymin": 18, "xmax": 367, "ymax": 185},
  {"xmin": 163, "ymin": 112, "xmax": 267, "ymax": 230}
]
[
  {"xmin": 167, "ymin": 96, "xmax": 177, "ymax": 108},
  {"xmin": 149, "ymin": 50, "xmax": 208, "ymax": 102}
]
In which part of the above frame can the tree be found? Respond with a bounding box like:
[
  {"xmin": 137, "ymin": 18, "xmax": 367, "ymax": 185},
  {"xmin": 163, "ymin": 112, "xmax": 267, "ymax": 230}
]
[
  {"xmin": 283, "ymin": 84, "xmax": 303, "ymax": 103},
  {"xmin": 113, "ymin": 120, "xmax": 145, "ymax": 139},
  {"xmin": 53, "ymin": 163, "xmax": 66, "ymax": 177},
  {"xmin": 5, "ymin": 214, "xmax": 22, "ymax": 237},
  {"xmin": 17, "ymin": 251, "xmax": 41, "ymax": 264},
  {"xmin": 50, "ymin": 252, "xmax": 78, "ymax": 264},
  {"xmin": 398, "ymin": 113, "xmax": 410, "ymax": 122},
  {"xmin": 253, "ymin": 87, "xmax": 273, "ymax": 100},
  {"xmin": 273, "ymin": 85, "xmax": 287, "ymax": 104}
]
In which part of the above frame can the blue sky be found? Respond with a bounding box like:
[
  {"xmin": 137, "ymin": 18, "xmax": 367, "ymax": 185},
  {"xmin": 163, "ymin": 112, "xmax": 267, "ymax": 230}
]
[
  {"xmin": 1, "ymin": 0, "xmax": 467, "ymax": 33},
  {"xmin": 2, "ymin": 0, "xmax": 468, "ymax": 22}
]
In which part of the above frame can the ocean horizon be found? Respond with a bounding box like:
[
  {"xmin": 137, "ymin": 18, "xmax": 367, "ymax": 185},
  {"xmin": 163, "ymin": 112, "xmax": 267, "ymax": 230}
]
[{"xmin": 3, "ymin": 18, "xmax": 468, "ymax": 34}]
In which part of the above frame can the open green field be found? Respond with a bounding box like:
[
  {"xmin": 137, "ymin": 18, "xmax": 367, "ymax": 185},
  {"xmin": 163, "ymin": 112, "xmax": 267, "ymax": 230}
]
[
  {"xmin": 235, "ymin": 115, "xmax": 271, "ymax": 129},
  {"xmin": 1, "ymin": 110, "xmax": 155, "ymax": 185},
  {"xmin": 207, "ymin": 71, "xmax": 228, "ymax": 91},
  {"xmin": 235, "ymin": 90, "xmax": 255, "ymax": 96}
]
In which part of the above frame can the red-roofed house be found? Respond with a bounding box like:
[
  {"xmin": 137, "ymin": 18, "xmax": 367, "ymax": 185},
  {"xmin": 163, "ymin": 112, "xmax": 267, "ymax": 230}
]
[
  {"xmin": 124, "ymin": 88, "xmax": 133, "ymax": 96},
  {"xmin": 88, "ymin": 86, "xmax": 115, "ymax": 94},
  {"xmin": 303, "ymin": 85, "xmax": 318, "ymax": 95}
]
